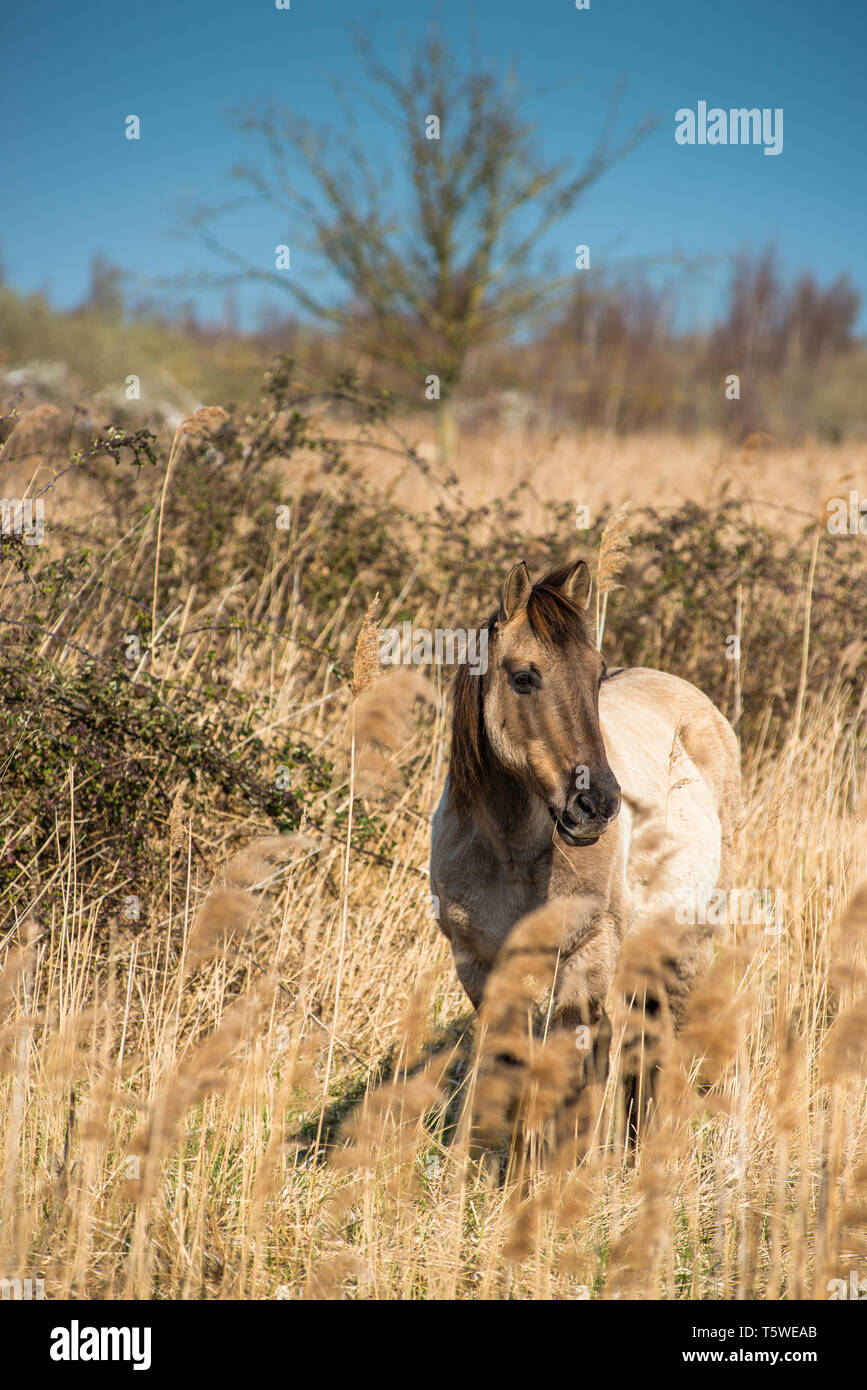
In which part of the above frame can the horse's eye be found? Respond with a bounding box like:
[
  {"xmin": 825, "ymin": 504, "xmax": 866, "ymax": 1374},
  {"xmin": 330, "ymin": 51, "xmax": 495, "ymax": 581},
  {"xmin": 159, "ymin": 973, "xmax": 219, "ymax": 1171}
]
[{"xmin": 511, "ymin": 670, "xmax": 537, "ymax": 693}]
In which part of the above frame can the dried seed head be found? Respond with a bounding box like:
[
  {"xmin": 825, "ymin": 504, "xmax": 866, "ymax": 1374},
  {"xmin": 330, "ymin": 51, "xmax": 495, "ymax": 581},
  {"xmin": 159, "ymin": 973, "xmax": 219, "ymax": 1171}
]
[
  {"xmin": 351, "ymin": 594, "xmax": 382, "ymax": 697},
  {"xmin": 596, "ymin": 502, "xmax": 632, "ymax": 595}
]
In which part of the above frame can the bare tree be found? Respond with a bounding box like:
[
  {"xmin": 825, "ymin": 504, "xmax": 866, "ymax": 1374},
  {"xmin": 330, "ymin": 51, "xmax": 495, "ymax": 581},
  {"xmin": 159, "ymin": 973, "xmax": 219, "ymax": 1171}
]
[
  {"xmin": 190, "ymin": 30, "xmax": 652, "ymax": 457},
  {"xmin": 709, "ymin": 247, "xmax": 861, "ymax": 373}
]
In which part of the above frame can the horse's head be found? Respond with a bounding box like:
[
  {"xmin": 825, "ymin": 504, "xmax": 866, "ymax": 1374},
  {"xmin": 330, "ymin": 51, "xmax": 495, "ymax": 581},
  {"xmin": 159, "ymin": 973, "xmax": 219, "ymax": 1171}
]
[{"xmin": 451, "ymin": 559, "xmax": 621, "ymax": 845}]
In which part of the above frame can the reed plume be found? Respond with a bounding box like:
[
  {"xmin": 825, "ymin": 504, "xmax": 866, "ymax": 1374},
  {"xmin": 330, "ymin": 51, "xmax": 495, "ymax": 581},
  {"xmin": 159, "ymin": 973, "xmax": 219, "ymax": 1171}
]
[{"xmin": 595, "ymin": 501, "xmax": 631, "ymax": 649}]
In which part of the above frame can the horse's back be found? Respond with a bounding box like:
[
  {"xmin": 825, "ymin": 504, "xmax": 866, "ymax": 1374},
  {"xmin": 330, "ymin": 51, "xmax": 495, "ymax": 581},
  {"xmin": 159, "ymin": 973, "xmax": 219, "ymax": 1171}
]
[{"xmin": 602, "ymin": 666, "xmax": 740, "ymax": 832}]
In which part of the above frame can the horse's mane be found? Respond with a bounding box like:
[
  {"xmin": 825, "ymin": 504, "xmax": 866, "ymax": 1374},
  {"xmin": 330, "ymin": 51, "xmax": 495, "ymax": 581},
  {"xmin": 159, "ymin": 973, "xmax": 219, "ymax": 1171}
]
[{"xmin": 449, "ymin": 564, "xmax": 591, "ymax": 816}]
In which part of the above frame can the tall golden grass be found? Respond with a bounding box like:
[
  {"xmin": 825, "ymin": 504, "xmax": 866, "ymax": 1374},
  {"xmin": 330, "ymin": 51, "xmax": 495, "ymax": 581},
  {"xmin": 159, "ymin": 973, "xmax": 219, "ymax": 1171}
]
[{"xmin": 0, "ymin": 413, "xmax": 865, "ymax": 1300}]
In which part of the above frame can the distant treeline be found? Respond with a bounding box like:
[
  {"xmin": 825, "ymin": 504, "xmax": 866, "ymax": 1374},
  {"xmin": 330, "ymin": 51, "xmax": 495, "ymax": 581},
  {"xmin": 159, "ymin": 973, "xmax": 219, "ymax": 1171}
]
[
  {"xmin": 0, "ymin": 248, "xmax": 863, "ymax": 441},
  {"xmin": 520, "ymin": 249, "xmax": 863, "ymax": 437}
]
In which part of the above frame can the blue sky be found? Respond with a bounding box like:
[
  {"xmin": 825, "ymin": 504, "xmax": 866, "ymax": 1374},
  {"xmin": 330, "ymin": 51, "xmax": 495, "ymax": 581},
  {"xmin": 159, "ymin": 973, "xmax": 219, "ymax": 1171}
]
[{"xmin": 2, "ymin": 0, "xmax": 865, "ymax": 330}]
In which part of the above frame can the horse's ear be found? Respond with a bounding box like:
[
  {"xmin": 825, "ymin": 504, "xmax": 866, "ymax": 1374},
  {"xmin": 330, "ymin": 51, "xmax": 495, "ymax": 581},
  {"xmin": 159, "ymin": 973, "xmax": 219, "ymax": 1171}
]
[
  {"xmin": 561, "ymin": 559, "xmax": 592, "ymax": 611},
  {"xmin": 500, "ymin": 561, "xmax": 533, "ymax": 621}
]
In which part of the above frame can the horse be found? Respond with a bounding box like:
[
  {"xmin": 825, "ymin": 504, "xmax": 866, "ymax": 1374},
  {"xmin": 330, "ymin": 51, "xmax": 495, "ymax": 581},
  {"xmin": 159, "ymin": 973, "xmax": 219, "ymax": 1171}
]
[{"xmin": 429, "ymin": 557, "xmax": 741, "ymax": 1131}]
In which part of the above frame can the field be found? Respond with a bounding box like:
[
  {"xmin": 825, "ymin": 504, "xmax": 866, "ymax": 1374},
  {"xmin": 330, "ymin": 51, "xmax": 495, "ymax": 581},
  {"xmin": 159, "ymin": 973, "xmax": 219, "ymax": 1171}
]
[{"xmin": 1, "ymin": 373, "xmax": 866, "ymax": 1300}]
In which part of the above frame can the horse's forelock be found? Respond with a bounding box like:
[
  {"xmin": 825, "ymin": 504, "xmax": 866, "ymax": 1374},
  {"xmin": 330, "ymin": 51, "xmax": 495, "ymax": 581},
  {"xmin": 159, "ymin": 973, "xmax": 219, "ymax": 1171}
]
[{"xmin": 526, "ymin": 565, "xmax": 590, "ymax": 648}]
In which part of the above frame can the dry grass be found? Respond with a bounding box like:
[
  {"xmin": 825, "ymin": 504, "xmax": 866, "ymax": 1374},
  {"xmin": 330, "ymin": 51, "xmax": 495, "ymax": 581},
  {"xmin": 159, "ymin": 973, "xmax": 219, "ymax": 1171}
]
[
  {"xmin": 340, "ymin": 414, "xmax": 867, "ymax": 539},
  {"xmin": 0, "ymin": 405, "xmax": 865, "ymax": 1301}
]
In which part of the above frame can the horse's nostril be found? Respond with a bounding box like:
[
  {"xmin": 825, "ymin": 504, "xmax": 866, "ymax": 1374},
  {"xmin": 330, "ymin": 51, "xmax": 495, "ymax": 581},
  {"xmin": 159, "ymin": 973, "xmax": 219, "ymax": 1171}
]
[
  {"xmin": 565, "ymin": 790, "xmax": 598, "ymax": 823},
  {"xmin": 564, "ymin": 779, "xmax": 620, "ymax": 826}
]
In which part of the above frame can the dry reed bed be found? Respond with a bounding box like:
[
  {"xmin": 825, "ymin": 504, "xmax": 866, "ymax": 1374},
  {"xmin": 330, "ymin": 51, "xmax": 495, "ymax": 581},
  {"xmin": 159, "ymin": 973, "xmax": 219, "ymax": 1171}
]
[
  {"xmin": 0, "ymin": 401, "xmax": 865, "ymax": 1299},
  {"xmin": 334, "ymin": 414, "xmax": 867, "ymax": 539}
]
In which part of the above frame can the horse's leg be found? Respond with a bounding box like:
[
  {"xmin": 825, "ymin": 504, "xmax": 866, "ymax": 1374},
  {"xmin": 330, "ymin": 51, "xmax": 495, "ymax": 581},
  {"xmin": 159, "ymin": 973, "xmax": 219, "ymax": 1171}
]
[
  {"xmin": 548, "ymin": 919, "xmax": 620, "ymax": 1153},
  {"xmin": 453, "ymin": 945, "xmax": 533, "ymax": 1177},
  {"xmin": 450, "ymin": 942, "xmax": 489, "ymax": 1013},
  {"xmin": 453, "ymin": 942, "xmax": 527, "ymax": 1135},
  {"xmin": 552, "ymin": 918, "xmax": 620, "ymax": 1080},
  {"xmin": 619, "ymin": 928, "xmax": 706, "ymax": 1149},
  {"xmin": 620, "ymin": 1001, "xmax": 662, "ymax": 1152}
]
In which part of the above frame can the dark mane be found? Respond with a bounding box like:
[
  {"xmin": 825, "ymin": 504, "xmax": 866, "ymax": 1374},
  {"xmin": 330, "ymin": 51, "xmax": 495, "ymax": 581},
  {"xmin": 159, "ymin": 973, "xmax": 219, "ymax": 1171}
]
[
  {"xmin": 449, "ymin": 564, "xmax": 591, "ymax": 815},
  {"xmin": 450, "ymin": 616, "xmax": 495, "ymax": 817}
]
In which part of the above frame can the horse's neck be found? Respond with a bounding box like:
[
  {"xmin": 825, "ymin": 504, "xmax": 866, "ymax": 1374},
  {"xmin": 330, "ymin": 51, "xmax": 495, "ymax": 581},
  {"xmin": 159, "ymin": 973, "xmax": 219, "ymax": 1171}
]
[{"xmin": 469, "ymin": 754, "xmax": 552, "ymax": 867}]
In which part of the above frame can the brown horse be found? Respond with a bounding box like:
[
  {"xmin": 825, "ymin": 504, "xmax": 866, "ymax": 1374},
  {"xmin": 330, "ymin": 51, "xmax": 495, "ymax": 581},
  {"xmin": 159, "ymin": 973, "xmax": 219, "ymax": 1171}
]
[{"xmin": 430, "ymin": 558, "xmax": 741, "ymax": 1103}]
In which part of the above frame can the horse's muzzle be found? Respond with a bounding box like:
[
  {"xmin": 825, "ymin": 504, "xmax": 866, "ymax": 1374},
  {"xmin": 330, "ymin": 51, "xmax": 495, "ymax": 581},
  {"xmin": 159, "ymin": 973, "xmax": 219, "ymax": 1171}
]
[{"xmin": 551, "ymin": 784, "xmax": 621, "ymax": 846}]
